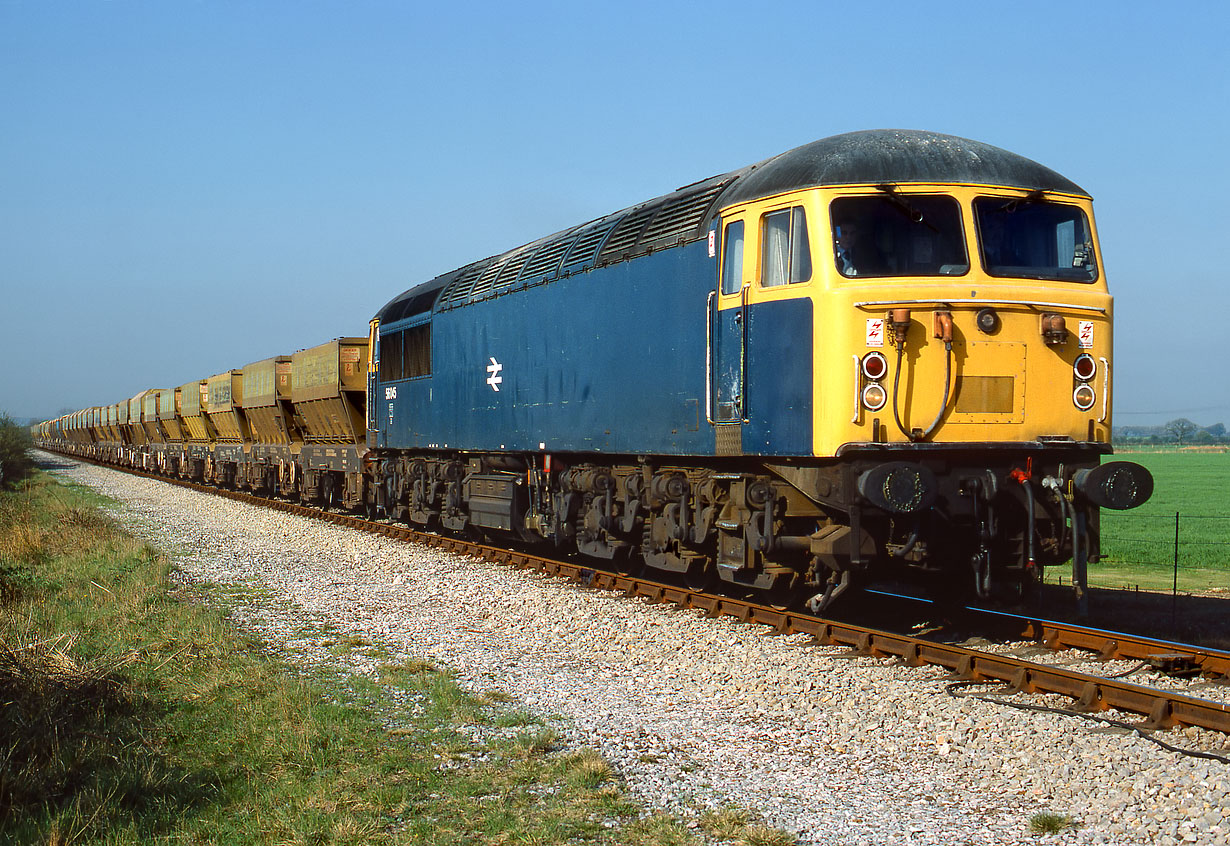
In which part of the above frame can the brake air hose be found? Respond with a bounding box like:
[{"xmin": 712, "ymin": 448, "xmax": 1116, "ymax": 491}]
[{"xmin": 891, "ymin": 340, "xmax": 953, "ymax": 442}]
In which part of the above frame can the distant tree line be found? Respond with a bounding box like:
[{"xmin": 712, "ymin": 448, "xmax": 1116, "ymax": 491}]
[{"xmin": 1114, "ymin": 419, "xmax": 1228, "ymax": 446}]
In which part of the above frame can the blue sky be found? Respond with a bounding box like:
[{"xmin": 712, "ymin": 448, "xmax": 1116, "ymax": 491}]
[{"xmin": 2, "ymin": 0, "xmax": 1227, "ymax": 427}]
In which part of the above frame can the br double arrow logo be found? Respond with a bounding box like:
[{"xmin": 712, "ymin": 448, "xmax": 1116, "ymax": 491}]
[{"xmin": 486, "ymin": 357, "xmax": 503, "ymax": 392}]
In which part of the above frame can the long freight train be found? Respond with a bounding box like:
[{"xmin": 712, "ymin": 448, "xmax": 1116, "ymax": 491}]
[{"xmin": 35, "ymin": 129, "xmax": 1153, "ymax": 609}]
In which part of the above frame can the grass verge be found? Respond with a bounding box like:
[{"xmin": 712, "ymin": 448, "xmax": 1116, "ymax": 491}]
[
  {"xmin": 1052, "ymin": 452, "xmax": 1230, "ymax": 592},
  {"xmin": 0, "ymin": 472, "xmax": 724, "ymax": 844}
]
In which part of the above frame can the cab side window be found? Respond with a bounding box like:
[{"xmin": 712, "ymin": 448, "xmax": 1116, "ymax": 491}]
[
  {"xmin": 380, "ymin": 324, "xmax": 432, "ymax": 381},
  {"xmin": 721, "ymin": 220, "xmax": 744, "ymax": 295},
  {"xmin": 379, "ymin": 330, "xmax": 404, "ymax": 382},
  {"xmin": 404, "ymin": 324, "xmax": 431, "ymax": 378},
  {"xmin": 761, "ymin": 206, "xmax": 811, "ymax": 287}
]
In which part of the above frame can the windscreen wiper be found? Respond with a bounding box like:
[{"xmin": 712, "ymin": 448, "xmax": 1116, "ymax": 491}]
[
  {"xmin": 996, "ymin": 189, "xmax": 1047, "ymax": 214},
  {"xmin": 876, "ymin": 183, "xmax": 940, "ymax": 232}
]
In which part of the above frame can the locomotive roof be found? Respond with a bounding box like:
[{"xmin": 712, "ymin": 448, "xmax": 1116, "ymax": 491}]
[
  {"xmin": 375, "ymin": 129, "xmax": 1087, "ymax": 323},
  {"xmin": 714, "ymin": 129, "xmax": 1088, "ymax": 207}
]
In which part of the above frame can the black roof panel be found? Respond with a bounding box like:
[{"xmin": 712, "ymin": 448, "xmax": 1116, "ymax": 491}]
[{"xmin": 713, "ymin": 129, "xmax": 1087, "ymax": 210}]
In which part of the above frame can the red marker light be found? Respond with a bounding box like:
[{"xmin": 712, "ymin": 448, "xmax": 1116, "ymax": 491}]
[
  {"xmin": 862, "ymin": 352, "xmax": 888, "ymax": 381},
  {"xmin": 1073, "ymin": 354, "xmax": 1096, "ymax": 382}
]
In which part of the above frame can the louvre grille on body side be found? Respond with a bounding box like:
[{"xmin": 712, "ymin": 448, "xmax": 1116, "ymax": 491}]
[
  {"xmin": 597, "ymin": 206, "xmax": 656, "ymax": 264},
  {"xmin": 519, "ymin": 235, "xmax": 575, "ymax": 284},
  {"xmin": 466, "ymin": 256, "xmax": 508, "ymax": 302},
  {"xmin": 491, "ymin": 250, "xmax": 532, "ymax": 294},
  {"xmin": 638, "ymin": 181, "xmax": 730, "ymax": 249},
  {"xmin": 438, "ymin": 262, "xmax": 491, "ymax": 310},
  {"xmin": 562, "ymin": 219, "xmax": 619, "ymax": 269}
]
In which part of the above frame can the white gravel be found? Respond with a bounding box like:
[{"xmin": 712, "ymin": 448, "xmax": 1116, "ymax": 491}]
[{"xmin": 41, "ymin": 452, "xmax": 1230, "ymax": 846}]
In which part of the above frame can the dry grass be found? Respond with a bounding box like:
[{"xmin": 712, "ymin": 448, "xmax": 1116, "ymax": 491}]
[
  {"xmin": 57, "ymin": 505, "xmax": 115, "ymax": 531},
  {"xmin": 618, "ymin": 813, "xmax": 698, "ymax": 846},
  {"xmin": 1029, "ymin": 811, "xmax": 1075, "ymax": 834},
  {"xmin": 388, "ymin": 656, "xmax": 440, "ymax": 674},
  {"xmin": 700, "ymin": 806, "xmax": 796, "ymax": 845},
  {"xmin": 561, "ymin": 747, "xmax": 613, "ymax": 788},
  {"xmin": 0, "ymin": 635, "xmax": 145, "ymax": 815},
  {"xmin": 480, "ymin": 687, "xmax": 517, "ymax": 704},
  {"xmin": 513, "ymin": 728, "xmax": 559, "ymax": 757},
  {"xmin": 742, "ymin": 824, "xmax": 798, "ymax": 846},
  {"xmin": 0, "ymin": 518, "xmax": 46, "ymax": 562},
  {"xmin": 700, "ymin": 805, "xmax": 753, "ymax": 839}
]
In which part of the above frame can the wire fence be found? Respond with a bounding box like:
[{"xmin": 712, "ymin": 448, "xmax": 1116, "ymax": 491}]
[{"xmin": 1091, "ymin": 512, "xmax": 1230, "ymax": 595}]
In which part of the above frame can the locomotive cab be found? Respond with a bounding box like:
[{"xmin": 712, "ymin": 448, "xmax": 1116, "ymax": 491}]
[{"xmin": 711, "ymin": 150, "xmax": 1152, "ymax": 608}]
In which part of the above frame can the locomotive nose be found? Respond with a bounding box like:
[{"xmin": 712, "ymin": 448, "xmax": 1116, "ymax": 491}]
[{"xmin": 1073, "ymin": 461, "xmax": 1154, "ymax": 510}]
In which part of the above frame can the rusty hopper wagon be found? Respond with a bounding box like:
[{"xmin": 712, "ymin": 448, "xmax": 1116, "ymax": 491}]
[
  {"xmin": 204, "ymin": 370, "xmax": 248, "ymax": 486},
  {"xmin": 114, "ymin": 399, "xmax": 132, "ymax": 462},
  {"xmin": 291, "ymin": 337, "xmax": 369, "ymax": 509},
  {"xmin": 101, "ymin": 404, "xmax": 118, "ymax": 460},
  {"xmin": 86, "ymin": 407, "xmax": 103, "ymax": 451},
  {"xmin": 157, "ymin": 387, "xmax": 183, "ymax": 474},
  {"xmin": 178, "ymin": 379, "xmax": 213, "ymax": 479},
  {"xmin": 141, "ymin": 391, "xmax": 162, "ymax": 443},
  {"xmin": 241, "ymin": 355, "xmax": 299, "ymax": 495},
  {"xmin": 141, "ymin": 390, "xmax": 166, "ymax": 469},
  {"xmin": 125, "ymin": 393, "xmax": 149, "ymax": 454}
]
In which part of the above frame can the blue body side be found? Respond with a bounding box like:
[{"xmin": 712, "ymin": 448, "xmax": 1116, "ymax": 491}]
[
  {"xmin": 377, "ymin": 240, "xmax": 813, "ymax": 458},
  {"xmin": 383, "ymin": 241, "xmax": 712, "ymax": 455}
]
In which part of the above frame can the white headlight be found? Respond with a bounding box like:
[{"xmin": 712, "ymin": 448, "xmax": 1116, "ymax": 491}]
[
  {"xmin": 862, "ymin": 383, "xmax": 888, "ymax": 411},
  {"xmin": 1073, "ymin": 383, "xmax": 1096, "ymax": 411}
]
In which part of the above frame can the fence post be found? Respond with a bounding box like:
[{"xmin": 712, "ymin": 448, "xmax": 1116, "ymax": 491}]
[{"xmin": 1172, "ymin": 511, "xmax": 1179, "ymax": 635}]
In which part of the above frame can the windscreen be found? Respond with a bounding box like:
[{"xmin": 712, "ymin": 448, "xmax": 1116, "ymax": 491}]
[
  {"xmin": 974, "ymin": 197, "xmax": 1097, "ymax": 282},
  {"xmin": 831, "ymin": 194, "xmax": 968, "ymax": 278}
]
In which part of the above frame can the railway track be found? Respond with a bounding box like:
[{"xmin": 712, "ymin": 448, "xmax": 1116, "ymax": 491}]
[{"xmin": 47, "ymin": 451, "xmax": 1230, "ymax": 736}]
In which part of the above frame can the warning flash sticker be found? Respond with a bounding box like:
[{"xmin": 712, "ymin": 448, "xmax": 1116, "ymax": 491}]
[{"xmin": 866, "ymin": 318, "xmax": 885, "ymax": 347}]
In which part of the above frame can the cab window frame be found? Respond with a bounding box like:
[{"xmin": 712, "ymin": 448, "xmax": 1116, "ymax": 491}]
[
  {"xmin": 759, "ymin": 205, "xmax": 812, "ymax": 288},
  {"xmin": 972, "ymin": 195, "xmax": 1099, "ymax": 284},
  {"xmin": 720, "ymin": 219, "xmax": 745, "ymax": 296},
  {"xmin": 829, "ymin": 193, "xmax": 969, "ymax": 279}
]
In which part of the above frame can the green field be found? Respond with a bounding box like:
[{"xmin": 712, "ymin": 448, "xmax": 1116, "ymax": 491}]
[{"xmin": 1088, "ymin": 451, "xmax": 1230, "ymax": 592}]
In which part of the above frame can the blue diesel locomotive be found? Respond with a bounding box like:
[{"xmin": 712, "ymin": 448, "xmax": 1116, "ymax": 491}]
[{"xmin": 368, "ymin": 129, "xmax": 1152, "ymax": 608}]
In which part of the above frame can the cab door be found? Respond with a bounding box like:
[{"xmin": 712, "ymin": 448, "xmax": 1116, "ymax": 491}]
[
  {"xmin": 711, "ymin": 213, "xmax": 748, "ymax": 429},
  {"xmin": 710, "ymin": 202, "xmax": 815, "ymax": 457}
]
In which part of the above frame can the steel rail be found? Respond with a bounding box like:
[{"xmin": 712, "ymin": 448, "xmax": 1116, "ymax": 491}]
[
  {"xmin": 45, "ymin": 450, "xmax": 1230, "ymax": 735},
  {"xmin": 969, "ymin": 607, "xmax": 1230, "ymax": 680}
]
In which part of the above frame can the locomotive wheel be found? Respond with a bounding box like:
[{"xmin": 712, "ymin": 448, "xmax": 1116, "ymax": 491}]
[
  {"xmin": 683, "ymin": 559, "xmax": 717, "ymax": 593},
  {"xmin": 762, "ymin": 577, "xmax": 800, "ymax": 611},
  {"xmin": 614, "ymin": 546, "xmax": 643, "ymax": 578}
]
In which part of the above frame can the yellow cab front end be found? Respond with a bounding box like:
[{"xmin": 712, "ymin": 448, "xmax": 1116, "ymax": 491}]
[
  {"xmin": 819, "ymin": 182, "xmax": 1110, "ymax": 451},
  {"xmin": 716, "ymin": 174, "xmax": 1152, "ymax": 605}
]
